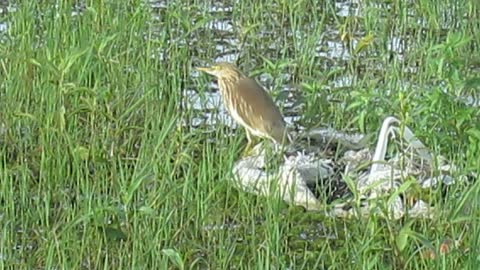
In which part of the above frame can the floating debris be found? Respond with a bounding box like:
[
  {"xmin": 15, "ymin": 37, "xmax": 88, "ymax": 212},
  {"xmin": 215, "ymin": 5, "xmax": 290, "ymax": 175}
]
[{"xmin": 232, "ymin": 116, "xmax": 465, "ymax": 219}]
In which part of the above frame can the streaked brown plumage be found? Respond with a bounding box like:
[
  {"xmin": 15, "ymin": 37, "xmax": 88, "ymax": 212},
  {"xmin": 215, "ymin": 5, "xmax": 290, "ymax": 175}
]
[{"xmin": 196, "ymin": 62, "xmax": 291, "ymax": 153}]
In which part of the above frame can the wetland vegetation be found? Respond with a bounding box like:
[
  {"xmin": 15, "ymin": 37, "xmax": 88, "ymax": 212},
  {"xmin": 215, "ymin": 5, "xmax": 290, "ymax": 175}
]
[{"xmin": 0, "ymin": 0, "xmax": 479, "ymax": 269}]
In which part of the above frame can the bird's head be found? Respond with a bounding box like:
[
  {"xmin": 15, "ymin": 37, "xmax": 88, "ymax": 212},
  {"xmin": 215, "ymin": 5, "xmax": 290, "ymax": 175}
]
[{"xmin": 196, "ymin": 62, "xmax": 244, "ymax": 81}]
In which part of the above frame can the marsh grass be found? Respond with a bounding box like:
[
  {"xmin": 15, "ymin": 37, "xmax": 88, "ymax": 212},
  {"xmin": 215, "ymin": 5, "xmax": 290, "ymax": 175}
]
[{"xmin": 0, "ymin": 0, "xmax": 479, "ymax": 269}]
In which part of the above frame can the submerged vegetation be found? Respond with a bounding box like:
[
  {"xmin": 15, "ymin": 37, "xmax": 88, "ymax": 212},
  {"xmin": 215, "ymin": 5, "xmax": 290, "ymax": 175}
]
[{"xmin": 0, "ymin": 0, "xmax": 479, "ymax": 269}]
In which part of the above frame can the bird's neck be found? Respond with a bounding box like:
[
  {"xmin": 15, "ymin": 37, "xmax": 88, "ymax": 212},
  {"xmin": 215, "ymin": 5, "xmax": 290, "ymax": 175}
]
[{"xmin": 221, "ymin": 73, "xmax": 244, "ymax": 84}]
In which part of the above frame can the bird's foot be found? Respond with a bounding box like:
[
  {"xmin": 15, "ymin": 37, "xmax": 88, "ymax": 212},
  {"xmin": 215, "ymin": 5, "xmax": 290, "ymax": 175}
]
[
  {"xmin": 242, "ymin": 139, "xmax": 265, "ymax": 157},
  {"xmin": 241, "ymin": 141, "xmax": 254, "ymax": 157}
]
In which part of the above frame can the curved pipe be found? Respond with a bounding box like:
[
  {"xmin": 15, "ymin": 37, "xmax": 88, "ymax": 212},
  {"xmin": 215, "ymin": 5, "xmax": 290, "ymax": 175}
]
[{"xmin": 368, "ymin": 116, "xmax": 433, "ymax": 182}]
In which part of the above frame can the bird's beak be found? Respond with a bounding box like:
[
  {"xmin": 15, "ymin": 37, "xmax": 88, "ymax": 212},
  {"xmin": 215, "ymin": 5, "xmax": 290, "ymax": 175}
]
[{"xmin": 195, "ymin": 67, "xmax": 213, "ymax": 74}]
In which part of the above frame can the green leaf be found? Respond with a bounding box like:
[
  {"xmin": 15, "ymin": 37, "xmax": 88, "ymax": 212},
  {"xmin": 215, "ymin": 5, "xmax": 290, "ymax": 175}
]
[
  {"xmin": 73, "ymin": 146, "xmax": 89, "ymax": 161},
  {"xmin": 162, "ymin": 249, "xmax": 184, "ymax": 270},
  {"xmin": 354, "ymin": 33, "xmax": 375, "ymax": 54},
  {"xmin": 466, "ymin": 128, "xmax": 480, "ymax": 141},
  {"xmin": 396, "ymin": 220, "xmax": 414, "ymax": 251},
  {"xmin": 103, "ymin": 225, "xmax": 128, "ymax": 242}
]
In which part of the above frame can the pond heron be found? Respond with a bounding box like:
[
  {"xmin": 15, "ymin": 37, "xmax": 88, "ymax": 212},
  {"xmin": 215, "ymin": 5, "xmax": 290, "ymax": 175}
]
[{"xmin": 196, "ymin": 62, "xmax": 292, "ymax": 154}]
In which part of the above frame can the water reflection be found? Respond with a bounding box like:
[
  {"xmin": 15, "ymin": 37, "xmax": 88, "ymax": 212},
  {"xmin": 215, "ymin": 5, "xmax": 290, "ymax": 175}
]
[
  {"xmin": 169, "ymin": 0, "xmax": 364, "ymax": 130},
  {"xmin": 335, "ymin": 0, "xmax": 362, "ymax": 17}
]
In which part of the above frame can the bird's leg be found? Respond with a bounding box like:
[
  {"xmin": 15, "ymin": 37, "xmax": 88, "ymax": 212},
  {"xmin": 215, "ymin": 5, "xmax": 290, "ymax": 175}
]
[{"xmin": 242, "ymin": 129, "xmax": 256, "ymax": 157}]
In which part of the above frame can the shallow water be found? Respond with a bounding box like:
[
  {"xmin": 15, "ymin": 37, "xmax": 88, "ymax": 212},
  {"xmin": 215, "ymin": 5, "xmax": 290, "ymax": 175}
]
[
  {"xmin": 158, "ymin": 0, "xmax": 478, "ymax": 130},
  {"xmin": 2, "ymin": 0, "xmax": 477, "ymax": 130}
]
